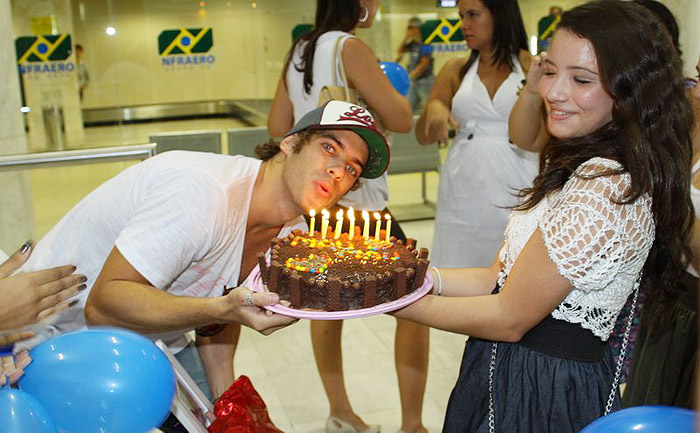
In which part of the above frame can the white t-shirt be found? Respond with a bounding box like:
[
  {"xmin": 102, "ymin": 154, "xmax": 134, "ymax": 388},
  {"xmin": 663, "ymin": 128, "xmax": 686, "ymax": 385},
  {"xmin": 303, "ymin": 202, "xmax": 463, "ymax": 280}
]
[
  {"xmin": 15, "ymin": 151, "xmax": 305, "ymax": 351},
  {"xmin": 286, "ymin": 30, "xmax": 388, "ymax": 211}
]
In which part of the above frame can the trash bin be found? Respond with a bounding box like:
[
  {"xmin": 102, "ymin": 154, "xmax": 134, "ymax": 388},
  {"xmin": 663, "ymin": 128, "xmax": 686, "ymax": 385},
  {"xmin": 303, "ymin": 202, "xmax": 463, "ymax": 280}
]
[{"xmin": 42, "ymin": 105, "xmax": 65, "ymax": 151}]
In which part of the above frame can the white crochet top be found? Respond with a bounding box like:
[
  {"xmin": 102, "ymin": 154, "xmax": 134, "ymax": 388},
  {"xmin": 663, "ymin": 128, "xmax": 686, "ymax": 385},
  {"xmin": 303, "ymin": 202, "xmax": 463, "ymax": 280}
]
[{"xmin": 498, "ymin": 157, "xmax": 655, "ymax": 340}]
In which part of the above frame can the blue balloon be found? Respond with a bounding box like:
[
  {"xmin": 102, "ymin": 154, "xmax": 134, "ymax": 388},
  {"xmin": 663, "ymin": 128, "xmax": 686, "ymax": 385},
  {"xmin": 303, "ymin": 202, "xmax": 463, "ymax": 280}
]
[
  {"xmin": 19, "ymin": 328, "xmax": 175, "ymax": 433},
  {"xmin": 580, "ymin": 406, "xmax": 697, "ymax": 433},
  {"xmin": 379, "ymin": 61, "xmax": 411, "ymax": 96},
  {"xmin": 0, "ymin": 388, "xmax": 58, "ymax": 433}
]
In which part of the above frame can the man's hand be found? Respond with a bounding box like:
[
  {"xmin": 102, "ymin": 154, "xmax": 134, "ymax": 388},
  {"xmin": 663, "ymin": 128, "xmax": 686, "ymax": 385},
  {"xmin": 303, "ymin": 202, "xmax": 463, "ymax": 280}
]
[
  {"xmin": 0, "ymin": 243, "xmax": 86, "ymax": 333},
  {"xmin": 212, "ymin": 287, "xmax": 298, "ymax": 335}
]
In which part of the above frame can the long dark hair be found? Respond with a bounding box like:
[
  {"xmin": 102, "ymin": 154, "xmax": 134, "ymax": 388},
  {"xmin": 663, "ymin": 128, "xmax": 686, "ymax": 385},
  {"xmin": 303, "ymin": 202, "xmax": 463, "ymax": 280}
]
[
  {"xmin": 282, "ymin": 0, "xmax": 362, "ymax": 95},
  {"xmin": 517, "ymin": 0, "xmax": 695, "ymax": 328},
  {"xmin": 458, "ymin": 0, "xmax": 528, "ymax": 80},
  {"xmin": 633, "ymin": 0, "xmax": 682, "ymax": 58}
]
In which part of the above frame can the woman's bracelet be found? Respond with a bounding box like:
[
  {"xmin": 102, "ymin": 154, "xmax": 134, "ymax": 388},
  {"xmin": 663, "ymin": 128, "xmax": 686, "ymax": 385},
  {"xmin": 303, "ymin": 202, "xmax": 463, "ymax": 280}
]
[{"xmin": 430, "ymin": 266, "xmax": 442, "ymax": 296}]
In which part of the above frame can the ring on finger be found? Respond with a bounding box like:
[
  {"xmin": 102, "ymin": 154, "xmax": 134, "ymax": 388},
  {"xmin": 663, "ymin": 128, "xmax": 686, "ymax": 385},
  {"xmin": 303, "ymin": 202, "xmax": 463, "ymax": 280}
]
[{"xmin": 245, "ymin": 290, "xmax": 254, "ymax": 307}]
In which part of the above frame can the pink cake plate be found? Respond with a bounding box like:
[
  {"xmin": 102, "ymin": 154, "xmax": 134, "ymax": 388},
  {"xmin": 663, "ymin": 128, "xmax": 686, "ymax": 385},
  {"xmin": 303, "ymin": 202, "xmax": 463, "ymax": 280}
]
[{"xmin": 247, "ymin": 265, "xmax": 433, "ymax": 320}]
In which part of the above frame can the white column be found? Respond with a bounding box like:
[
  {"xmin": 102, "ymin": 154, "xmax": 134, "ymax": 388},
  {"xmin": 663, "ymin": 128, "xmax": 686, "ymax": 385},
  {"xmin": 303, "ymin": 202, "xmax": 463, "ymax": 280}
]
[
  {"xmin": 0, "ymin": 0, "xmax": 34, "ymax": 253},
  {"xmin": 12, "ymin": 0, "xmax": 84, "ymax": 151}
]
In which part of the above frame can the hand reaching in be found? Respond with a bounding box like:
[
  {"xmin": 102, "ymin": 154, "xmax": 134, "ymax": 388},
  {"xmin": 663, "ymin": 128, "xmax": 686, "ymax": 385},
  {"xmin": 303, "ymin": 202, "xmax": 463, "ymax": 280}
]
[{"xmin": 0, "ymin": 242, "xmax": 86, "ymax": 344}]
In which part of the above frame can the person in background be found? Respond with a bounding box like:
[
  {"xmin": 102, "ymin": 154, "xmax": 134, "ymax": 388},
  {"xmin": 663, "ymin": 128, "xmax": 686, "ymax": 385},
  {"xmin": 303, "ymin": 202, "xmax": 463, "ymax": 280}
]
[
  {"xmin": 268, "ymin": 1, "xmax": 427, "ymax": 433},
  {"xmin": 416, "ymin": 0, "xmax": 538, "ymax": 270},
  {"xmin": 396, "ymin": 17, "xmax": 435, "ymax": 113},
  {"xmin": 537, "ymin": 5, "xmax": 562, "ymax": 53},
  {"xmin": 15, "ymin": 101, "xmax": 382, "ymax": 405},
  {"xmin": 396, "ymin": 1, "xmax": 694, "ymax": 431},
  {"xmin": 75, "ymin": 44, "xmax": 89, "ymax": 101},
  {"xmin": 0, "ymin": 242, "xmax": 85, "ymax": 385}
]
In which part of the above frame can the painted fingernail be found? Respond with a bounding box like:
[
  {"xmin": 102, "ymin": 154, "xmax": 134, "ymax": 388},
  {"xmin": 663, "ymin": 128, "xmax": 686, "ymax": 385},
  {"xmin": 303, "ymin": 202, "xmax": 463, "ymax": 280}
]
[
  {"xmin": 77, "ymin": 284, "xmax": 87, "ymax": 291},
  {"xmin": 68, "ymin": 299, "xmax": 79, "ymax": 308},
  {"xmin": 80, "ymin": 276, "xmax": 88, "ymax": 283},
  {"xmin": 20, "ymin": 240, "xmax": 32, "ymax": 254}
]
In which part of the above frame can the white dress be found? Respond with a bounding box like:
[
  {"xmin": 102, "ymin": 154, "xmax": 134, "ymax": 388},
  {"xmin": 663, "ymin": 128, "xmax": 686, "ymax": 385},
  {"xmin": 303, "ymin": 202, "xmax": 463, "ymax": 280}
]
[{"xmin": 432, "ymin": 56, "xmax": 539, "ymax": 268}]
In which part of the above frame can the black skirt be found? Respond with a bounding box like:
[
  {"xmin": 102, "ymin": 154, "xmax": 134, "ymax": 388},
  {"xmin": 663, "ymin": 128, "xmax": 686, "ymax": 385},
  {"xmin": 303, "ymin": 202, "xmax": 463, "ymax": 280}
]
[{"xmin": 443, "ymin": 324, "xmax": 620, "ymax": 433}]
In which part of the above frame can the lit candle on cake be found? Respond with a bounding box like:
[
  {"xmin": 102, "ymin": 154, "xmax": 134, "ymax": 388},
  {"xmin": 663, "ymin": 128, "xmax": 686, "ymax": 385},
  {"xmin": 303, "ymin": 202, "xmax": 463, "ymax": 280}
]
[
  {"xmin": 374, "ymin": 212, "xmax": 381, "ymax": 239},
  {"xmin": 362, "ymin": 210, "xmax": 370, "ymax": 240},
  {"xmin": 348, "ymin": 207, "xmax": 355, "ymax": 239},
  {"xmin": 321, "ymin": 209, "xmax": 330, "ymax": 239},
  {"xmin": 334, "ymin": 209, "xmax": 344, "ymax": 239},
  {"xmin": 309, "ymin": 209, "xmax": 316, "ymax": 236},
  {"xmin": 384, "ymin": 214, "xmax": 392, "ymax": 242}
]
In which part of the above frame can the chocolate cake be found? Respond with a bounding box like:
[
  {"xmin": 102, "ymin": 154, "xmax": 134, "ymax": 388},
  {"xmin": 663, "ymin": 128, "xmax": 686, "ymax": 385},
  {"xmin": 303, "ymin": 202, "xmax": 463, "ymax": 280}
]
[{"xmin": 257, "ymin": 229, "xmax": 430, "ymax": 311}]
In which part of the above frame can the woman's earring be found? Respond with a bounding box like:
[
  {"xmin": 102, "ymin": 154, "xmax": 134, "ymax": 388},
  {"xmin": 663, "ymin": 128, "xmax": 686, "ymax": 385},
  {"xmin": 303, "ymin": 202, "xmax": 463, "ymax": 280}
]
[{"xmin": 359, "ymin": 6, "xmax": 369, "ymax": 23}]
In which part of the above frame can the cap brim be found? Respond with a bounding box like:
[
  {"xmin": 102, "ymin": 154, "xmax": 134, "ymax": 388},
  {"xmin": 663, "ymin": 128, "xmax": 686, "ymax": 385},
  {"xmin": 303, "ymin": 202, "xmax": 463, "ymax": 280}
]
[{"xmin": 346, "ymin": 127, "xmax": 390, "ymax": 179}]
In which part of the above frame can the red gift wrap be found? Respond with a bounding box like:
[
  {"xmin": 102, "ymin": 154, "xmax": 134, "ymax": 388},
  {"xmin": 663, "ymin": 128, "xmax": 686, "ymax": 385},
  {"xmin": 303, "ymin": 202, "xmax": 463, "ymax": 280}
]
[{"xmin": 208, "ymin": 375, "xmax": 284, "ymax": 433}]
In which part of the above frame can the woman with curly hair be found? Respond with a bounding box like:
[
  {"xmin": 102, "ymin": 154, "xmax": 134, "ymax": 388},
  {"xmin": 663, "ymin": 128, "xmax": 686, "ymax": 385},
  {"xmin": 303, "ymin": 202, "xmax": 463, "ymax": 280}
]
[{"xmin": 394, "ymin": 1, "xmax": 694, "ymax": 431}]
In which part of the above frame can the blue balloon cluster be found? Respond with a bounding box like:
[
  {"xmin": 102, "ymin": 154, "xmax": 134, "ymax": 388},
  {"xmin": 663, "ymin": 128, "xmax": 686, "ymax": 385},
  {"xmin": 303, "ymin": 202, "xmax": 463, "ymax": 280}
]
[
  {"xmin": 0, "ymin": 328, "xmax": 176, "ymax": 433},
  {"xmin": 580, "ymin": 406, "xmax": 697, "ymax": 433},
  {"xmin": 379, "ymin": 61, "xmax": 411, "ymax": 97}
]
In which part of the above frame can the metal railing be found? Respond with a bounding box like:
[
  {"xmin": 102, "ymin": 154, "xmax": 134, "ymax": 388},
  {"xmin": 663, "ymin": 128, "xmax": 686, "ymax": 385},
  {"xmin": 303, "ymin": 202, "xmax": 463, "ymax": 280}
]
[{"xmin": 0, "ymin": 144, "xmax": 156, "ymax": 172}]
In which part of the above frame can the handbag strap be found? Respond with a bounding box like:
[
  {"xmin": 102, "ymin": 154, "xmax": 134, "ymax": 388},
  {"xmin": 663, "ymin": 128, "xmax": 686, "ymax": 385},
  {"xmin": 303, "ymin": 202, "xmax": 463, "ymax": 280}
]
[
  {"xmin": 603, "ymin": 273, "xmax": 641, "ymax": 415},
  {"xmin": 331, "ymin": 35, "xmax": 352, "ymax": 101}
]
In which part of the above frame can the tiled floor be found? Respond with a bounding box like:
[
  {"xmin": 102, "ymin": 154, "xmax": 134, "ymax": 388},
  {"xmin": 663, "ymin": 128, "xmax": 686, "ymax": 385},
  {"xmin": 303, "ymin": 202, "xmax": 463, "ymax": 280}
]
[{"xmin": 23, "ymin": 118, "xmax": 464, "ymax": 433}]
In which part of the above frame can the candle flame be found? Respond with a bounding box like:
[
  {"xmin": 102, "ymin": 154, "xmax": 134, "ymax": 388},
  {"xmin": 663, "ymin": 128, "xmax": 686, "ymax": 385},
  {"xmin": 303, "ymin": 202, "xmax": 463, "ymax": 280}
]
[
  {"xmin": 373, "ymin": 212, "xmax": 381, "ymax": 220},
  {"xmin": 384, "ymin": 214, "xmax": 391, "ymax": 220},
  {"xmin": 348, "ymin": 207, "xmax": 355, "ymax": 220},
  {"xmin": 322, "ymin": 209, "xmax": 330, "ymax": 218},
  {"xmin": 309, "ymin": 209, "xmax": 316, "ymax": 217},
  {"xmin": 336, "ymin": 209, "xmax": 344, "ymax": 219},
  {"xmin": 362, "ymin": 210, "xmax": 370, "ymax": 220}
]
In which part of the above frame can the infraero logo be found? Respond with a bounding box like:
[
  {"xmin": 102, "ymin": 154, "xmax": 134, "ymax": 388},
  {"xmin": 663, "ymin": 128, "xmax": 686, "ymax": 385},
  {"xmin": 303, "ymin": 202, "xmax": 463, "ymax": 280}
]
[
  {"xmin": 16, "ymin": 34, "xmax": 72, "ymax": 62},
  {"xmin": 159, "ymin": 28, "xmax": 213, "ymax": 55},
  {"xmin": 15, "ymin": 34, "xmax": 75, "ymax": 75},
  {"xmin": 421, "ymin": 19, "xmax": 466, "ymax": 53},
  {"xmin": 158, "ymin": 28, "xmax": 215, "ymax": 68}
]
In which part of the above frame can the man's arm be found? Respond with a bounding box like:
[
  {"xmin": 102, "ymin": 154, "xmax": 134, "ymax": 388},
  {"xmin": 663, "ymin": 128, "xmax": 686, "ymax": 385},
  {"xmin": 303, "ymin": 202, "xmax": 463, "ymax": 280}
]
[
  {"xmin": 409, "ymin": 56, "xmax": 430, "ymax": 81},
  {"xmin": 85, "ymin": 247, "xmax": 296, "ymax": 334}
]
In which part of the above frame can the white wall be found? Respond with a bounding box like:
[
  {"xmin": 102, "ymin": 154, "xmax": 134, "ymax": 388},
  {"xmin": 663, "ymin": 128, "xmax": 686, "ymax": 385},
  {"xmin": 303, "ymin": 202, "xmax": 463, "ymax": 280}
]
[
  {"xmin": 663, "ymin": 0, "xmax": 700, "ymax": 76},
  {"xmin": 12, "ymin": 0, "xmax": 697, "ymax": 110}
]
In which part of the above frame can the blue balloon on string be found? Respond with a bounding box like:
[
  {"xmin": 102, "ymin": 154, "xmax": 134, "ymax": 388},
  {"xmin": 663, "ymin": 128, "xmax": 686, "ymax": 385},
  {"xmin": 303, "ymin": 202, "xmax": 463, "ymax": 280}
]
[
  {"xmin": 379, "ymin": 61, "xmax": 411, "ymax": 96},
  {"xmin": 19, "ymin": 328, "xmax": 175, "ymax": 433},
  {"xmin": 580, "ymin": 406, "xmax": 697, "ymax": 433},
  {"xmin": 0, "ymin": 388, "xmax": 58, "ymax": 433}
]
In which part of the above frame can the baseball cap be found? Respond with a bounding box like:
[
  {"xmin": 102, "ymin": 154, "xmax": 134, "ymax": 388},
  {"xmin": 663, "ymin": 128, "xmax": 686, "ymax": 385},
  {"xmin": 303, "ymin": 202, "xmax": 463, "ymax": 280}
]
[{"xmin": 284, "ymin": 100, "xmax": 390, "ymax": 179}]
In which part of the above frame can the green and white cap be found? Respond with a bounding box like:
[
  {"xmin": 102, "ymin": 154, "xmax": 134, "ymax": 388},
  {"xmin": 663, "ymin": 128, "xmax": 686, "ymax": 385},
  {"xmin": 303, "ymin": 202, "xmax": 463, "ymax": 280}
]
[{"xmin": 285, "ymin": 100, "xmax": 390, "ymax": 179}]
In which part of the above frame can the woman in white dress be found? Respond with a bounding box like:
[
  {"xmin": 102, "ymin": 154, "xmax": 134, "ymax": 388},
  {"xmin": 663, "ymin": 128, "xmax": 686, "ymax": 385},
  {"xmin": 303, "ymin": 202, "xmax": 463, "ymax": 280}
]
[
  {"xmin": 416, "ymin": 0, "xmax": 538, "ymax": 268},
  {"xmin": 396, "ymin": 1, "xmax": 694, "ymax": 431}
]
